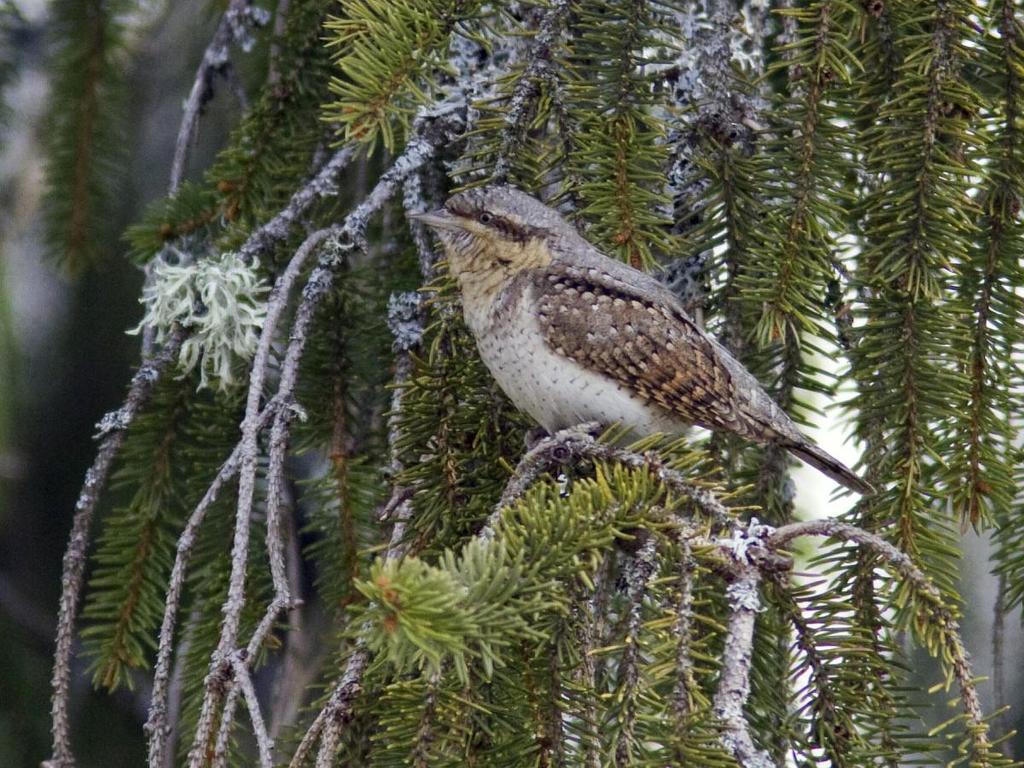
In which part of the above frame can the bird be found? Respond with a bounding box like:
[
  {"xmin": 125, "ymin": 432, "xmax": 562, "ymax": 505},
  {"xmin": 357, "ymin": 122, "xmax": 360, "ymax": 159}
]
[{"xmin": 410, "ymin": 185, "xmax": 872, "ymax": 495}]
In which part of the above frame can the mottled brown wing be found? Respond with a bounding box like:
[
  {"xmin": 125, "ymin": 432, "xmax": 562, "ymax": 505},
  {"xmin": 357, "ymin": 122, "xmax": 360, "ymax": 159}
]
[{"xmin": 534, "ymin": 264, "xmax": 739, "ymax": 431}]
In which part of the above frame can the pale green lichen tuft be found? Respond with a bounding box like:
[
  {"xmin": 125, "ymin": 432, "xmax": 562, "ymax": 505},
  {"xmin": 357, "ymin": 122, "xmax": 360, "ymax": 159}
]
[{"xmin": 132, "ymin": 251, "xmax": 269, "ymax": 391}]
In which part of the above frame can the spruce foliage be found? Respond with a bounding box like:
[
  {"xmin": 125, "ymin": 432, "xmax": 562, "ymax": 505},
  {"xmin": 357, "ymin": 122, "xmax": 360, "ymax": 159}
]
[
  {"xmin": 43, "ymin": 0, "xmax": 132, "ymax": 273},
  {"xmin": 44, "ymin": 0, "xmax": 1024, "ymax": 765}
]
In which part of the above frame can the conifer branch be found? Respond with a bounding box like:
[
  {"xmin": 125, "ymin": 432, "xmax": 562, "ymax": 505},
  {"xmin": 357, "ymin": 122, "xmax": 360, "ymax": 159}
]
[
  {"xmin": 993, "ymin": 576, "xmax": 1011, "ymax": 757},
  {"xmin": 169, "ymin": 0, "xmax": 266, "ymax": 193},
  {"xmin": 185, "ymin": 102, "xmax": 465, "ymax": 765},
  {"xmin": 44, "ymin": 0, "xmax": 130, "ymax": 273},
  {"xmin": 492, "ymin": 0, "xmax": 570, "ymax": 184},
  {"xmin": 614, "ymin": 535, "xmax": 658, "ymax": 765},
  {"xmin": 767, "ymin": 519, "xmax": 996, "ymax": 760},
  {"xmin": 488, "ymin": 426, "xmax": 734, "ymax": 533},
  {"xmin": 712, "ymin": 565, "xmax": 773, "ymax": 768},
  {"xmin": 46, "ymin": 328, "xmax": 184, "ymax": 768}
]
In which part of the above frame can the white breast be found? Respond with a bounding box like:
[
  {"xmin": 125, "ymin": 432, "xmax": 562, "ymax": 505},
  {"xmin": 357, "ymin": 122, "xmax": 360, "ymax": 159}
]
[{"xmin": 467, "ymin": 283, "xmax": 685, "ymax": 436}]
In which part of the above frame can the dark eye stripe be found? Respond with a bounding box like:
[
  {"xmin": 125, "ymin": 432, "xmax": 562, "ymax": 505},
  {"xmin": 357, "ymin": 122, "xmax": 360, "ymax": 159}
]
[{"xmin": 444, "ymin": 197, "xmax": 545, "ymax": 243}]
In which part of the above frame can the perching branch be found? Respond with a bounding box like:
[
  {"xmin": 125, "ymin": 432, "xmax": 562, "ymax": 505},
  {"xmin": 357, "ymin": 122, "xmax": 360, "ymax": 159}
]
[
  {"xmin": 487, "ymin": 425, "xmax": 734, "ymax": 534},
  {"xmin": 482, "ymin": 435, "xmax": 997, "ymax": 764},
  {"xmin": 46, "ymin": 329, "xmax": 184, "ymax": 768}
]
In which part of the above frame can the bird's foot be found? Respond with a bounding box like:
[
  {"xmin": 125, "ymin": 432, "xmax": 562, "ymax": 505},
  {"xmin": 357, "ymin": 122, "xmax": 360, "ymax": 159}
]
[
  {"xmin": 524, "ymin": 426, "xmax": 550, "ymax": 451},
  {"xmin": 560, "ymin": 421, "xmax": 603, "ymax": 439},
  {"xmin": 526, "ymin": 422, "xmax": 603, "ymax": 451}
]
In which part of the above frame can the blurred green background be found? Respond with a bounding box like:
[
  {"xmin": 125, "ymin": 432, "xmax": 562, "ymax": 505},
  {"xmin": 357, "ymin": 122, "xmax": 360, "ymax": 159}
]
[{"xmin": 0, "ymin": 1, "xmax": 252, "ymax": 763}]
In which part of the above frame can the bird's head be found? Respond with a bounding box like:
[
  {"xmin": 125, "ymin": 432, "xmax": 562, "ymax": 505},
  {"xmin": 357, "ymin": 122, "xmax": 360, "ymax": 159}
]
[{"xmin": 410, "ymin": 186, "xmax": 573, "ymax": 290}]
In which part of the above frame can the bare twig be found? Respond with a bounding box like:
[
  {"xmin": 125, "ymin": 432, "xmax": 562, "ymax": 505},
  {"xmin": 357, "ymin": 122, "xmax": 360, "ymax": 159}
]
[
  {"xmin": 312, "ymin": 646, "xmax": 371, "ymax": 768},
  {"xmin": 237, "ymin": 145, "xmax": 358, "ymax": 264},
  {"xmin": 170, "ymin": 0, "xmax": 259, "ymax": 193},
  {"xmin": 287, "ymin": 705, "xmax": 328, "ymax": 768},
  {"xmin": 292, "ymin": 119, "xmax": 455, "ymax": 763},
  {"xmin": 412, "ymin": 671, "xmax": 442, "ymax": 767},
  {"xmin": 231, "ymin": 655, "xmax": 274, "ymax": 768},
  {"xmin": 266, "ymin": 0, "xmax": 292, "ymax": 86},
  {"xmin": 202, "ymin": 226, "xmax": 338, "ymax": 765},
  {"xmin": 145, "ymin": 170, "xmax": 343, "ymax": 765},
  {"xmin": 46, "ymin": 329, "xmax": 184, "ymax": 768},
  {"xmin": 187, "ymin": 226, "xmax": 338, "ymax": 767},
  {"xmin": 268, "ymin": 496, "xmax": 311, "ymax": 739},
  {"xmin": 188, "ymin": 103, "xmax": 465, "ymax": 766},
  {"xmin": 402, "ymin": 170, "xmax": 440, "ymax": 280},
  {"xmin": 144, "ymin": 407, "xmax": 276, "ymax": 768},
  {"xmin": 307, "ymin": 491, "xmax": 431, "ymax": 766}
]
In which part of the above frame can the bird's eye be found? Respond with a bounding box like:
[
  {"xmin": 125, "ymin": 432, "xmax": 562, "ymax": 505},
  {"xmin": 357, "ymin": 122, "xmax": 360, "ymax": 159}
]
[{"xmin": 478, "ymin": 211, "xmax": 494, "ymax": 225}]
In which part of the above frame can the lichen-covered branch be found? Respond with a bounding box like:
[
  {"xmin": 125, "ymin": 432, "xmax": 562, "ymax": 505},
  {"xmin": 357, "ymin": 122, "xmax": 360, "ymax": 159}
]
[
  {"xmin": 46, "ymin": 329, "xmax": 184, "ymax": 768},
  {"xmin": 488, "ymin": 426, "xmax": 734, "ymax": 534},
  {"xmin": 712, "ymin": 565, "xmax": 773, "ymax": 768},
  {"xmin": 181, "ymin": 100, "xmax": 465, "ymax": 766},
  {"xmin": 492, "ymin": 0, "xmax": 571, "ymax": 184},
  {"xmin": 169, "ymin": 0, "xmax": 269, "ymax": 193}
]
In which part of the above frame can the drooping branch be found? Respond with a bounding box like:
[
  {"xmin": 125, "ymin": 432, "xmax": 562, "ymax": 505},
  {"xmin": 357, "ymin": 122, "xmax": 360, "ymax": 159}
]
[
  {"xmin": 182, "ymin": 225, "xmax": 336, "ymax": 768},
  {"xmin": 492, "ymin": 0, "xmax": 571, "ymax": 184},
  {"xmin": 767, "ymin": 519, "xmax": 995, "ymax": 761},
  {"xmin": 143, "ymin": 144, "xmax": 360, "ymax": 763},
  {"xmin": 144, "ymin": 429, "xmax": 256, "ymax": 768},
  {"xmin": 614, "ymin": 535, "xmax": 658, "ymax": 766},
  {"xmin": 183, "ymin": 101, "xmax": 466, "ymax": 766},
  {"xmin": 671, "ymin": 542, "xmax": 697, "ymax": 726},
  {"xmin": 712, "ymin": 565, "xmax": 773, "ymax": 768},
  {"xmin": 46, "ymin": 329, "xmax": 184, "ymax": 768},
  {"xmin": 169, "ymin": 0, "xmax": 269, "ymax": 193}
]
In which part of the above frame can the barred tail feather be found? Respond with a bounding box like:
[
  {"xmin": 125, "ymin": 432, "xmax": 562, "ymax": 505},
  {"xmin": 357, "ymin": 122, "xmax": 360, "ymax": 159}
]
[{"xmin": 785, "ymin": 441, "xmax": 874, "ymax": 495}]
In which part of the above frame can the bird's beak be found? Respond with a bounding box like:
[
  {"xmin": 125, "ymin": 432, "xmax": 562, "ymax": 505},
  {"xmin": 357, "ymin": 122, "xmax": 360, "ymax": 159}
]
[{"xmin": 408, "ymin": 208, "xmax": 462, "ymax": 231}]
